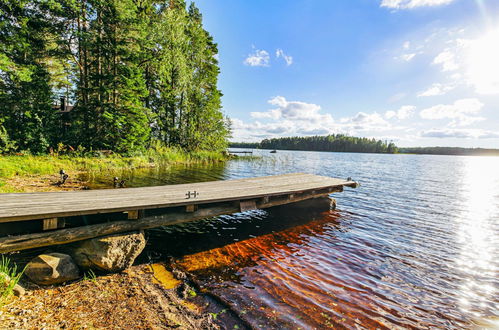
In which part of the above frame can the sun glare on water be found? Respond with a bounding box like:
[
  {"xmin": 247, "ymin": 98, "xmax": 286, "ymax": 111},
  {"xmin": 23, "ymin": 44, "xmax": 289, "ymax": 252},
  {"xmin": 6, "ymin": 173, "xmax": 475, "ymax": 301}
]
[{"xmin": 467, "ymin": 28, "xmax": 499, "ymax": 94}]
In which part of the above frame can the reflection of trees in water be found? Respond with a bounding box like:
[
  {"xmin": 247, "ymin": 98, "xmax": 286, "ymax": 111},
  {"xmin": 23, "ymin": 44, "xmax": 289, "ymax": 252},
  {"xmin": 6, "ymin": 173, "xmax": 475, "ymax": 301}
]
[{"xmin": 85, "ymin": 162, "xmax": 229, "ymax": 189}]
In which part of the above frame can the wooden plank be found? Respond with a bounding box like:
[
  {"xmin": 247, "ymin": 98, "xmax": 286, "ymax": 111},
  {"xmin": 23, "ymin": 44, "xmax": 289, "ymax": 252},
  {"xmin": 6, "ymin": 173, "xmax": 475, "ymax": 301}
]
[
  {"xmin": 0, "ymin": 174, "xmax": 356, "ymax": 223},
  {"xmin": 0, "ymin": 173, "xmax": 339, "ymax": 209},
  {"xmin": 0, "ymin": 183, "xmax": 345, "ymax": 222},
  {"xmin": 0, "ymin": 189, "xmax": 334, "ymax": 253},
  {"xmin": 0, "ymin": 173, "xmax": 327, "ymax": 207}
]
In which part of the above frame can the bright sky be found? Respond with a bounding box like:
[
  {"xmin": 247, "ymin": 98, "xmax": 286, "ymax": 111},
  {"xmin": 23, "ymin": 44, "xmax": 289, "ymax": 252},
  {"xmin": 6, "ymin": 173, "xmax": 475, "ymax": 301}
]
[{"xmin": 195, "ymin": 0, "xmax": 499, "ymax": 147}]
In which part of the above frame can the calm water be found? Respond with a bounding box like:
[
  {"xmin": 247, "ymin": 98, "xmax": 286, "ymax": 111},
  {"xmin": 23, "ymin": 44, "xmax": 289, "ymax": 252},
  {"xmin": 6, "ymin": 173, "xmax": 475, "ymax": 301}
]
[{"xmin": 100, "ymin": 150, "xmax": 498, "ymax": 328}]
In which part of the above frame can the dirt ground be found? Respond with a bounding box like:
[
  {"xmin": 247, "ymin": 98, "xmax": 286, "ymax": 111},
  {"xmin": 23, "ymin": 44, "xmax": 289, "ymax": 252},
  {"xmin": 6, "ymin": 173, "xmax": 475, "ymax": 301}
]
[
  {"xmin": 0, "ymin": 263, "xmax": 246, "ymax": 329},
  {"xmin": 5, "ymin": 174, "xmax": 89, "ymax": 193}
]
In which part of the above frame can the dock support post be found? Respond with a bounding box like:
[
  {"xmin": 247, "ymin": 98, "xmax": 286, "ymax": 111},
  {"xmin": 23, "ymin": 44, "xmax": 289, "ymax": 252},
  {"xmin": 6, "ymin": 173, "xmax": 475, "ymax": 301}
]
[
  {"xmin": 127, "ymin": 210, "xmax": 144, "ymax": 220},
  {"xmin": 330, "ymin": 198, "xmax": 337, "ymax": 210},
  {"xmin": 43, "ymin": 218, "xmax": 64, "ymax": 231},
  {"xmin": 240, "ymin": 200, "xmax": 257, "ymax": 212},
  {"xmin": 185, "ymin": 205, "xmax": 198, "ymax": 213}
]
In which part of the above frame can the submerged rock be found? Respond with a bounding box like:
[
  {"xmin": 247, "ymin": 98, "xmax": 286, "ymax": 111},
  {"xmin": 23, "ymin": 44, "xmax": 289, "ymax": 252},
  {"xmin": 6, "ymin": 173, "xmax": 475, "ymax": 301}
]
[
  {"xmin": 70, "ymin": 231, "xmax": 146, "ymax": 272},
  {"xmin": 25, "ymin": 253, "xmax": 80, "ymax": 285}
]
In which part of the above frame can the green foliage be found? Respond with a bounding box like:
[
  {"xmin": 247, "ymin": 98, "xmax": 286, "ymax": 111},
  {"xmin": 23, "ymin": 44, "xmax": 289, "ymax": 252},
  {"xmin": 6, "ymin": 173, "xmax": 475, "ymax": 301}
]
[
  {"xmin": 0, "ymin": 255, "xmax": 24, "ymax": 306},
  {"xmin": 232, "ymin": 135, "xmax": 399, "ymax": 154},
  {"xmin": 0, "ymin": 0, "xmax": 230, "ymax": 154},
  {"xmin": 0, "ymin": 121, "xmax": 16, "ymax": 153},
  {"xmin": 83, "ymin": 269, "xmax": 98, "ymax": 283}
]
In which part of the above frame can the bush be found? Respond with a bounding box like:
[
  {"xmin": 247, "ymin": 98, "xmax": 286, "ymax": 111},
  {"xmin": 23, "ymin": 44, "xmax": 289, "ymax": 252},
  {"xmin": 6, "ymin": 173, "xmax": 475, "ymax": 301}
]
[{"xmin": 0, "ymin": 124, "xmax": 16, "ymax": 154}]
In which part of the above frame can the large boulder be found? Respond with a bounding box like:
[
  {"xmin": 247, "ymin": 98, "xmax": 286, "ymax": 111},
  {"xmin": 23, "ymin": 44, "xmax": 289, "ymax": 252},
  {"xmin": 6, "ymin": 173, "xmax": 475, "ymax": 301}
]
[
  {"xmin": 25, "ymin": 253, "xmax": 80, "ymax": 286},
  {"xmin": 70, "ymin": 231, "xmax": 146, "ymax": 272}
]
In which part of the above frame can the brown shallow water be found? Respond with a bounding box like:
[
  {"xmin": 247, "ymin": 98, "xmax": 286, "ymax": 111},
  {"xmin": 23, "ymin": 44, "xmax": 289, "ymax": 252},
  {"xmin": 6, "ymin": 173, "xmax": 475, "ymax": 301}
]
[{"xmin": 49, "ymin": 151, "xmax": 499, "ymax": 328}]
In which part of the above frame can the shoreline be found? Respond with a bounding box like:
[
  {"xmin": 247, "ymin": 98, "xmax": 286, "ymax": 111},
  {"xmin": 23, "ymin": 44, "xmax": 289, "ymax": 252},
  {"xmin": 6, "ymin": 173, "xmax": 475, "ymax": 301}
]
[
  {"xmin": 0, "ymin": 150, "xmax": 230, "ymax": 193},
  {"xmin": 1, "ymin": 263, "xmax": 245, "ymax": 329}
]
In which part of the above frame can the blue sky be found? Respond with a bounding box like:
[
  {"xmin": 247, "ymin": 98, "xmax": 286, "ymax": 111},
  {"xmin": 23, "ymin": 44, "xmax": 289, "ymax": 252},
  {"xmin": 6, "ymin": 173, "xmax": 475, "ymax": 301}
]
[{"xmin": 195, "ymin": 0, "xmax": 499, "ymax": 147}]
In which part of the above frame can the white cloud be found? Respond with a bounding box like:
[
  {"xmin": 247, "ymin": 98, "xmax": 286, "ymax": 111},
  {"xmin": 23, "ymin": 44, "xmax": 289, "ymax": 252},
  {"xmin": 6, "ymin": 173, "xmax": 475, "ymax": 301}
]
[
  {"xmin": 417, "ymin": 83, "xmax": 455, "ymax": 97},
  {"xmin": 251, "ymin": 96, "xmax": 329, "ymax": 122},
  {"xmin": 276, "ymin": 49, "xmax": 293, "ymax": 66},
  {"xmin": 433, "ymin": 50, "xmax": 459, "ymax": 71},
  {"xmin": 244, "ymin": 49, "xmax": 270, "ymax": 67},
  {"xmin": 420, "ymin": 129, "xmax": 499, "ymax": 139},
  {"xmin": 237, "ymin": 96, "xmax": 337, "ymax": 139},
  {"xmin": 400, "ymin": 53, "xmax": 416, "ymax": 61},
  {"xmin": 419, "ymin": 98, "xmax": 484, "ymax": 126},
  {"xmin": 385, "ymin": 105, "xmax": 416, "ymax": 120},
  {"xmin": 381, "ymin": 0, "xmax": 455, "ymax": 9},
  {"xmin": 403, "ymin": 41, "xmax": 411, "ymax": 50},
  {"xmin": 340, "ymin": 112, "xmax": 391, "ymax": 131},
  {"xmin": 232, "ymin": 97, "xmax": 397, "ymax": 141}
]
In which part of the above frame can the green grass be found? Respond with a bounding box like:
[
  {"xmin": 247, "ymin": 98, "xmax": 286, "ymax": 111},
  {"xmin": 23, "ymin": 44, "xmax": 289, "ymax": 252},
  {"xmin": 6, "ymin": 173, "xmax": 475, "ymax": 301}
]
[
  {"xmin": 0, "ymin": 256, "xmax": 24, "ymax": 307},
  {"xmin": 83, "ymin": 269, "xmax": 98, "ymax": 284},
  {"xmin": 0, "ymin": 146, "xmax": 229, "ymax": 193}
]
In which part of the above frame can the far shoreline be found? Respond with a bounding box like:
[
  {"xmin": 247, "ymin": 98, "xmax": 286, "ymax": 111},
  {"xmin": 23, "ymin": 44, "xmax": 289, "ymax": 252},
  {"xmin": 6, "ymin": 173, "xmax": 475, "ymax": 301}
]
[{"xmin": 230, "ymin": 146, "xmax": 499, "ymax": 157}]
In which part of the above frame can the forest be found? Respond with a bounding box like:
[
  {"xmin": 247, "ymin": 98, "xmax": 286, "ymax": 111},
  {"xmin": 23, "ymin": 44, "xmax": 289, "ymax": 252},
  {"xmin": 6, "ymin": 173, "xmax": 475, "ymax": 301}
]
[
  {"xmin": 230, "ymin": 135, "xmax": 399, "ymax": 154},
  {"xmin": 0, "ymin": 0, "xmax": 230, "ymax": 154}
]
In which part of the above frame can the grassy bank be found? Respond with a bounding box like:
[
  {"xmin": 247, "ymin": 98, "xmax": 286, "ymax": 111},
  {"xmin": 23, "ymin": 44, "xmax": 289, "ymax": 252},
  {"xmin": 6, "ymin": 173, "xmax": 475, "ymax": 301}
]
[{"xmin": 0, "ymin": 148, "xmax": 228, "ymax": 193}]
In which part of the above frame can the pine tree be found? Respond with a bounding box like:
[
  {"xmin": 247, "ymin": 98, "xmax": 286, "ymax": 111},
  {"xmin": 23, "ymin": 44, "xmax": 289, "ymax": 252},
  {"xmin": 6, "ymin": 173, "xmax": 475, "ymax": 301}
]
[{"xmin": 0, "ymin": 0, "xmax": 231, "ymax": 154}]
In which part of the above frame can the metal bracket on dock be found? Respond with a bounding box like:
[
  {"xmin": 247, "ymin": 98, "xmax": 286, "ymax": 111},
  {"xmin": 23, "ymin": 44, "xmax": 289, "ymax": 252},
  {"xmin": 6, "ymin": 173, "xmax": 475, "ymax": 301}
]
[{"xmin": 185, "ymin": 191, "xmax": 199, "ymax": 199}]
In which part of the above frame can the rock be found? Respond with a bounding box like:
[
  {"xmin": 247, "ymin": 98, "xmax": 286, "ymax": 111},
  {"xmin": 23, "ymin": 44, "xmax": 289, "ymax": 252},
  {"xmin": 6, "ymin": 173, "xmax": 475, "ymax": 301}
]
[
  {"xmin": 13, "ymin": 284, "xmax": 25, "ymax": 296},
  {"xmin": 70, "ymin": 231, "xmax": 146, "ymax": 272},
  {"xmin": 25, "ymin": 253, "xmax": 80, "ymax": 285}
]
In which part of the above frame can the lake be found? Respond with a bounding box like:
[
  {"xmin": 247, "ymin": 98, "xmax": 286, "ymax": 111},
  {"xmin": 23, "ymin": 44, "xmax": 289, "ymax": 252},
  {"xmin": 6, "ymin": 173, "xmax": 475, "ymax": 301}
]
[{"xmin": 85, "ymin": 150, "xmax": 499, "ymax": 328}]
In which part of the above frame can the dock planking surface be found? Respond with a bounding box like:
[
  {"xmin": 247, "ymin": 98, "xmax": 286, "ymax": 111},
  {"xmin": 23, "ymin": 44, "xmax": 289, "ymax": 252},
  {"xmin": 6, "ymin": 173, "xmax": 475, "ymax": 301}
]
[{"xmin": 0, "ymin": 173, "xmax": 356, "ymax": 223}]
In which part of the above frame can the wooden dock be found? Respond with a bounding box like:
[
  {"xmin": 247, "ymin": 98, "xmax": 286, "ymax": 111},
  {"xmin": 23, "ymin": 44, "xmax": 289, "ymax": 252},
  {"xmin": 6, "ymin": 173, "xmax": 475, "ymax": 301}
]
[{"xmin": 0, "ymin": 173, "xmax": 357, "ymax": 253}]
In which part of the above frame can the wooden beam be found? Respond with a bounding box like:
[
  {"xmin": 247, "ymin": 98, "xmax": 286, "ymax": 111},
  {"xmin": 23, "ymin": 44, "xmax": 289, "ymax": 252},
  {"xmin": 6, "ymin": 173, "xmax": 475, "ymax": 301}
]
[
  {"xmin": 0, "ymin": 190, "xmax": 333, "ymax": 253},
  {"xmin": 240, "ymin": 200, "xmax": 257, "ymax": 212},
  {"xmin": 43, "ymin": 218, "xmax": 59, "ymax": 231},
  {"xmin": 185, "ymin": 204, "xmax": 197, "ymax": 213},
  {"xmin": 127, "ymin": 210, "xmax": 138, "ymax": 220}
]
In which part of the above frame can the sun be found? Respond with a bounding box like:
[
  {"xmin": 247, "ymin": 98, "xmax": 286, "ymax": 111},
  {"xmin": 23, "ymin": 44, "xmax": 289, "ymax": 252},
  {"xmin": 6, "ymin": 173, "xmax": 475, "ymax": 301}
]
[{"xmin": 467, "ymin": 28, "xmax": 499, "ymax": 94}]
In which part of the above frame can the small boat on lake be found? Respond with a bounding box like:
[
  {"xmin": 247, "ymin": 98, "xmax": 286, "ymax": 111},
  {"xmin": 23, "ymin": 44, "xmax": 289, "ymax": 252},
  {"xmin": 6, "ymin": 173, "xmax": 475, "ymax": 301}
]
[{"xmin": 270, "ymin": 150, "xmax": 277, "ymax": 153}]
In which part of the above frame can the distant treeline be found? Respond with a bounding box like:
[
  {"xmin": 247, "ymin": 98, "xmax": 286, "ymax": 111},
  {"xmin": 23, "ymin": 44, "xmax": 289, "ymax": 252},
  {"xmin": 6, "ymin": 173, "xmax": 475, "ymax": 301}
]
[
  {"xmin": 399, "ymin": 147, "xmax": 499, "ymax": 156},
  {"xmin": 230, "ymin": 138, "xmax": 499, "ymax": 156},
  {"xmin": 230, "ymin": 135, "xmax": 398, "ymax": 153}
]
